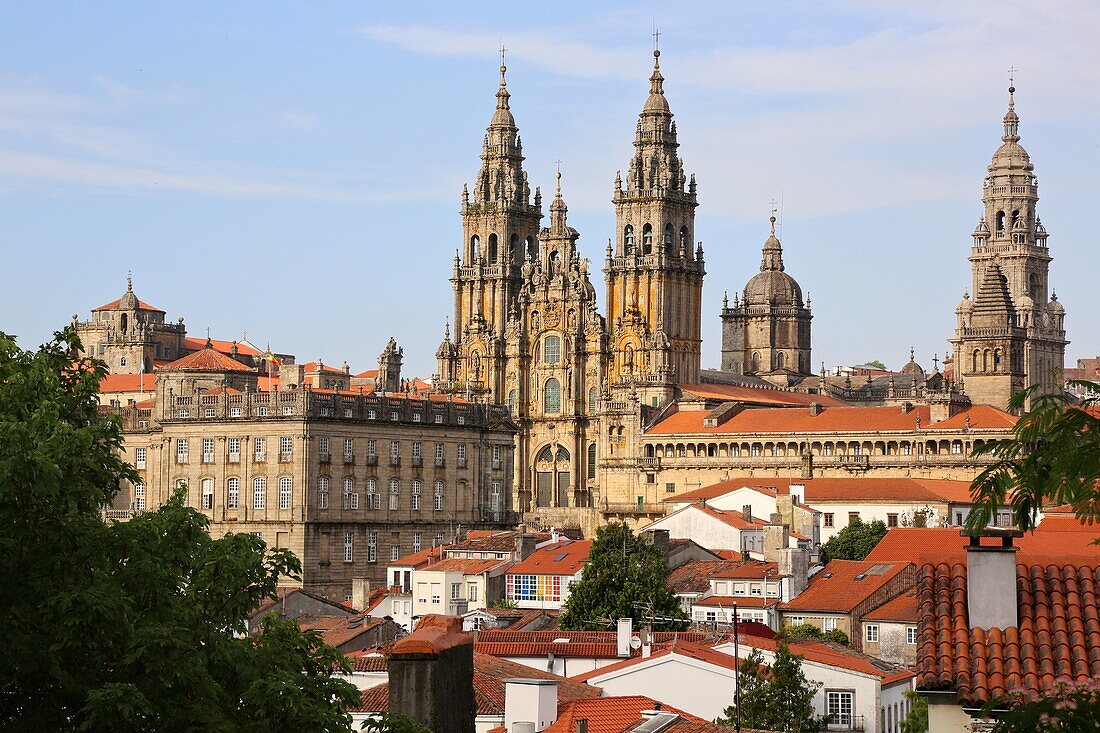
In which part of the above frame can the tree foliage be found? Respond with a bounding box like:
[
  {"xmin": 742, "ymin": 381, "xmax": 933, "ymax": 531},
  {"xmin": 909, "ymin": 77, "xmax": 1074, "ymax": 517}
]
[
  {"xmin": 783, "ymin": 623, "xmax": 850, "ymax": 647},
  {"xmin": 559, "ymin": 521, "xmax": 687, "ymax": 631},
  {"xmin": 986, "ymin": 678, "xmax": 1100, "ymax": 732},
  {"xmin": 360, "ymin": 713, "xmax": 434, "ymax": 733},
  {"xmin": 820, "ymin": 518, "xmax": 888, "ymax": 562},
  {"xmin": 715, "ymin": 643, "xmax": 824, "ymax": 733},
  {"xmin": 899, "ymin": 689, "xmax": 928, "ymax": 733},
  {"xmin": 0, "ymin": 328, "xmax": 361, "ymax": 732},
  {"xmin": 966, "ymin": 382, "xmax": 1100, "ymax": 533}
]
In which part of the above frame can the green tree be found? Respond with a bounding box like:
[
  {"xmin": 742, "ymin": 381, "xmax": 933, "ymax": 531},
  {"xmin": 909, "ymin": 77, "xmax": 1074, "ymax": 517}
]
[
  {"xmin": 0, "ymin": 328, "xmax": 361, "ymax": 732},
  {"xmin": 361, "ymin": 713, "xmax": 434, "ymax": 733},
  {"xmin": 492, "ymin": 598, "xmax": 518, "ymax": 610},
  {"xmin": 784, "ymin": 623, "xmax": 851, "ymax": 647},
  {"xmin": 715, "ymin": 642, "xmax": 824, "ymax": 733},
  {"xmin": 899, "ymin": 689, "xmax": 928, "ymax": 733},
  {"xmin": 865, "ymin": 360, "xmax": 887, "ymax": 370},
  {"xmin": 559, "ymin": 522, "xmax": 687, "ymax": 631},
  {"xmin": 820, "ymin": 518, "xmax": 888, "ymax": 562}
]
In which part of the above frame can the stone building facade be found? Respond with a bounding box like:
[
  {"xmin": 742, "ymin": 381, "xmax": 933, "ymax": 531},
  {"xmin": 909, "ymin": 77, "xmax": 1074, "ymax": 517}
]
[{"xmin": 107, "ymin": 340, "xmax": 518, "ymax": 600}]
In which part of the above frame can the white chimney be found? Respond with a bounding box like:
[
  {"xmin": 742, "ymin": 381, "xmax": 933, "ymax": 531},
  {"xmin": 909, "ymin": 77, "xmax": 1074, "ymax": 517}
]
[
  {"xmin": 504, "ymin": 679, "xmax": 559, "ymax": 733},
  {"xmin": 966, "ymin": 531, "xmax": 1021, "ymax": 629},
  {"xmin": 351, "ymin": 577, "xmax": 370, "ymax": 612},
  {"xmin": 616, "ymin": 618, "xmax": 633, "ymax": 658}
]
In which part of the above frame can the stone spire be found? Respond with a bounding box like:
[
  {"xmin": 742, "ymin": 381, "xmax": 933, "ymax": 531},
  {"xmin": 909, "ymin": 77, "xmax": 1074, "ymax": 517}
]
[
  {"xmin": 970, "ymin": 261, "xmax": 1015, "ymax": 319},
  {"xmin": 549, "ymin": 168, "xmax": 568, "ymax": 232},
  {"xmin": 1002, "ymin": 84, "xmax": 1019, "ymax": 143},
  {"xmin": 760, "ymin": 215, "xmax": 785, "ymax": 272}
]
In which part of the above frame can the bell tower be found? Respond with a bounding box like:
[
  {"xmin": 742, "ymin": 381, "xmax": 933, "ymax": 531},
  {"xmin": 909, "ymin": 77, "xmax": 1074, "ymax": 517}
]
[
  {"xmin": 605, "ymin": 49, "xmax": 704, "ymax": 399},
  {"xmin": 953, "ymin": 83, "xmax": 1067, "ymax": 410},
  {"xmin": 439, "ymin": 56, "xmax": 543, "ymax": 401}
]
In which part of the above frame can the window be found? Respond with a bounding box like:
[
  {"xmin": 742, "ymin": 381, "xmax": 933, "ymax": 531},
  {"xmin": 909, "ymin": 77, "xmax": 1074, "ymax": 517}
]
[
  {"xmin": 412, "ymin": 442, "xmax": 422, "ymax": 466},
  {"xmin": 411, "ymin": 480, "xmax": 421, "ymax": 510},
  {"xmin": 367, "ymin": 478, "xmax": 379, "ymax": 509},
  {"xmin": 227, "ymin": 477, "xmax": 239, "ymax": 509},
  {"xmin": 642, "ymin": 223, "xmax": 653, "ymax": 253},
  {"xmin": 257, "ymin": 406, "xmax": 268, "ymax": 417},
  {"xmin": 230, "ymin": 407, "xmax": 242, "ymax": 417},
  {"xmin": 491, "ymin": 445, "xmax": 501, "ymax": 469},
  {"xmin": 413, "ymin": 532, "xmax": 422, "ymax": 553},
  {"xmin": 865, "ymin": 624, "xmax": 879, "ymax": 642},
  {"xmin": 344, "ymin": 532, "xmax": 354, "ymax": 563},
  {"xmin": 343, "ymin": 477, "xmax": 358, "ymax": 510},
  {"xmin": 544, "ymin": 378, "xmax": 561, "ymax": 413},
  {"xmin": 390, "ymin": 441, "xmax": 400, "ymax": 465},
  {"xmin": 176, "ymin": 439, "xmax": 189, "ymax": 464},
  {"xmin": 544, "ymin": 335, "xmax": 561, "ymax": 364},
  {"xmin": 434, "ymin": 481, "xmax": 444, "ymax": 511},
  {"xmin": 902, "ymin": 442, "xmax": 913, "ymax": 456},
  {"xmin": 344, "ymin": 438, "xmax": 354, "ymax": 460},
  {"xmin": 907, "ymin": 626, "xmax": 918, "ymax": 645},
  {"xmin": 468, "ymin": 582, "xmax": 478, "ymax": 602},
  {"xmin": 389, "ymin": 479, "xmax": 400, "ymax": 510},
  {"xmin": 319, "ymin": 436, "xmax": 329, "ymax": 456},
  {"xmin": 253, "ymin": 477, "xmax": 266, "ymax": 509},
  {"xmin": 134, "ymin": 483, "xmax": 146, "ymax": 512},
  {"xmin": 588, "ymin": 387, "xmax": 597, "ymax": 412},
  {"xmin": 435, "ymin": 443, "xmax": 445, "ymax": 466},
  {"xmin": 887, "ymin": 513, "xmax": 899, "ymax": 528},
  {"xmin": 367, "ymin": 439, "xmax": 377, "ymax": 460},
  {"xmin": 435, "ymin": 533, "xmax": 444, "ymax": 546},
  {"xmin": 457, "ymin": 444, "xmax": 467, "ymax": 467},
  {"xmin": 491, "ymin": 482, "xmax": 501, "ymax": 514},
  {"xmin": 951, "ymin": 440, "xmax": 963, "ymax": 455},
  {"xmin": 750, "ymin": 445, "xmax": 761, "ymax": 457},
  {"xmin": 318, "ymin": 477, "xmax": 329, "ymax": 509},
  {"xmin": 788, "ymin": 616, "xmax": 804, "ymax": 626},
  {"xmin": 368, "ymin": 532, "xmax": 377, "ymax": 563},
  {"xmin": 587, "ymin": 443, "xmax": 597, "ymax": 480},
  {"xmin": 848, "ymin": 512, "xmax": 860, "ymax": 526},
  {"xmin": 227, "ymin": 437, "xmax": 240, "ymax": 462},
  {"xmin": 201, "ymin": 478, "xmax": 214, "ymax": 510},
  {"xmin": 280, "ymin": 436, "xmax": 292, "ymax": 461},
  {"xmin": 624, "ymin": 224, "xmax": 635, "ymax": 252},
  {"xmin": 178, "ymin": 409, "xmax": 190, "ymax": 418},
  {"xmin": 279, "ymin": 477, "xmax": 292, "ymax": 510},
  {"xmin": 823, "ymin": 617, "xmax": 837, "ymax": 632},
  {"xmin": 413, "ymin": 413, "xmax": 422, "ymax": 423},
  {"xmin": 507, "ymin": 389, "xmax": 518, "ymax": 415},
  {"xmin": 431, "ymin": 583, "xmax": 441, "ymax": 604},
  {"xmin": 507, "ymin": 574, "xmax": 562, "ymax": 603},
  {"xmin": 826, "ymin": 691, "xmax": 854, "ymax": 726},
  {"xmin": 254, "ymin": 437, "xmax": 266, "ymax": 462},
  {"xmin": 202, "ymin": 438, "xmax": 215, "ymax": 463},
  {"xmin": 390, "ymin": 411, "xmax": 398, "ymax": 421},
  {"xmin": 450, "ymin": 583, "xmax": 462, "ymax": 601},
  {"xmin": 823, "ymin": 513, "xmax": 834, "ymax": 528},
  {"xmin": 391, "ymin": 545, "xmax": 400, "ymax": 561}
]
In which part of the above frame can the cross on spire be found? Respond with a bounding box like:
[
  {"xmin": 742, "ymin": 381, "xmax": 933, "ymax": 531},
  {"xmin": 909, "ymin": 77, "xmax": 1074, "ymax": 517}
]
[
  {"xmin": 652, "ymin": 25, "xmax": 661, "ymax": 52},
  {"xmin": 768, "ymin": 198, "xmax": 779, "ymax": 218},
  {"xmin": 126, "ymin": 269, "xmax": 132, "ymax": 292},
  {"xmin": 1007, "ymin": 65, "xmax": 1018, "ymax": 88}
]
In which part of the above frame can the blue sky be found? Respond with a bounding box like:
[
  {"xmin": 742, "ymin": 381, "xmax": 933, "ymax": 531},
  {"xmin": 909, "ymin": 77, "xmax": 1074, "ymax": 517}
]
[{"xmin": 2, "ymin": 2, "xmax": 1098, "ymax": 376}]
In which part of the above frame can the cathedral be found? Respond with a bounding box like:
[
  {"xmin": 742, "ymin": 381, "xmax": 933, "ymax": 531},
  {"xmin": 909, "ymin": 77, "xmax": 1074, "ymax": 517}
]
[{"xmin": 431, "ymin": 51, "xmax": 1068, "ymax": 529}]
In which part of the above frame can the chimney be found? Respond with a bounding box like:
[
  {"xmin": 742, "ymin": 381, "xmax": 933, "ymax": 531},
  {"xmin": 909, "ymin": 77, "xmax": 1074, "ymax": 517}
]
[
  {"xmin": 763, "ymin": 524, "xmax": 789, "ymax": 564},
  {"xmin": 388, "ymin": 614, "xmax": 475, "ymax": 733},
  {"xmin": 779, "ymin": 547, "xmax": 809, "ymax": 600},
  {"xmin": 965, "ymin": 530, "xmax": 1022, "ymax": 629},
  {"xmin": 809, "ymin": 402, "xmax": 823, "ymax": 416},
  {"xmin": 575, "ymin": 719, "xmax": 589, "ymax": 733},
  {"xmin": 800, "ymin": 452, "xmax": 814, "ymax": 479},
  {"xmin": 351, "ymin": 577, "xmax": 371, "ymax": 612},
  {"xmin": 514, "ymin": 531, "xmax": 538, "ymax": 560},
  {"xmin": 742, "ymin": 505, "xmax": 753, "ymax": 522},
  {"xmin": 640, "ymin": 627, "xmax": 652, "ymax": 658},
  {"xmin": 504, "ymin": 679, "xmax": 559, "ymax": 733},
  {"xmin": 643, "ymin": 529, "xmax": 670, "ymax": 564},
  {"xmin": 616, "ymin": 618, "xmax": 633, "ymax": 658}
]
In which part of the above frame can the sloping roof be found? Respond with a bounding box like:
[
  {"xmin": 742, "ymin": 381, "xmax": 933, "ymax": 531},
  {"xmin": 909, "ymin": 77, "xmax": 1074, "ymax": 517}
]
[
  {"xmin": 542, "ymin": 696, "xmax": 707, "ymax": 733},
  {"xmin": 866, "ymin": 522, "xmax": 1100, "ymax": 565},
  {"xmin": 298, "ymin": 615, "xmax": 387, "ymax": 648},
  {"xmin": 476, "ymin": 630, "xmax": 708, "ymax": 659},
  {"xmin": 94, "ymin": 294, "xmax": 164, "ymax": 312},
  {"xmin": 780, "ymin": 560, "xmax": 913, "ymax": 613},
  {"xmin": 646, "ymin": 403, "xmax": 1015, "ymax": 436},
  {"xmin": 661, "ymin": 483, "xmax": 778, "ymax": 503},
  {"xmin": 735, "ymin": 634, "xmax": 913, "ymax": 683},
  {"xmin": 351, "ymin": 652, "xmax": 600, "ymax": 715},
  {"xmin": 668, "ymin": 476, "xmax": 980, "ymax": 505},
  {"xmin": 694, "ymin": 595, "xmax": 777, "ymax": 609},
  {"xmin": 182, "ymin": 336, "xmax": 263, "ymax": 357},
  {"xmin": 418, "ymin": 557, "xmax": 508, "ymax": 575},
  {"xmin": 916, "ymin": 560, "xmax": 1100, "ymax": 706},
  {"xmin": 159, "ymin": 347, "xmax": 255, "ymax": 373},
  {"xmin": 448, "ymin": 530, "xmax": 552, "ymax": 554},
  {"xmin": 508, "ymin": 540, "xmax": 591, "ymax": 576},
  {"xmin": 300, "ymin": 360, "xmax": 346, "ymax": 374},
  {"xmin": 99, "ymin": 373, "xmax": 156, "ymax": 393},
  {"xmin": 571, "ymin": 641, "xmax": 740, "ymax": 682},
  {"xmin": 392, "ymin": 545, "xmax": 450, "ymax": 568},
  {"xmin": 678, "ymin": 383, "xmax": 849, "ymax": 407},
  {"xmin": 712, "ymin": 561, "xmax": 780, "ymax": 580},
  {"xmin": 667, "ymin": 559, "xmax": 744, "ymax": 594},
  {"xmin": 249, "ymin": 587, "xmax": 352, "ymax": 620},
  {"xmin": 862, "ymin": 590, "xmax": 919, "ymax": 623}
]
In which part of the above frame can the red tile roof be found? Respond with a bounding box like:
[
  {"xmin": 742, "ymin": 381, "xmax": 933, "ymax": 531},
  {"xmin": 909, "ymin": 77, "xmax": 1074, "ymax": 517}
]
[
  {"xmin": 476, "ymin": 630, "xmax": 707, "ymax": 659},
  {"xmin": 662, "ymin": 483, "xmax": 777, "ymax": 503},
  {"xmin": 508, "ymin": 540, "xmax": 591, "ymax": 576},
  {"xmin": 736, "ymin": 634, "xmax": 914, "ymax": 682},
  {"xmin": 571, "ymin": 640, "xmax": 741, "ymax": 682},
  {"xmin": 667, "ymin": 559, "xmax": 744, "ymax": 594},
  {"xmin": 683, "ymin": 503, "xmax": 768, "ymax": 530},
  {"xmin": 712, "ymin": 561, "xmax": 780, "ymax": 580},
  {"xmin": 448, "ymin": 530, "xmax": 552, "ymax": 554},
  {"xmin": 673, "ymin": 477, "xmax": 980, "ymax": 505},
  {"xmin": 646, "ymin": 403, "xmax": 1016, "ymax": 436},
  {"xmin": 542, "ymin": 696, "xmax": 707, "ymax": 733},
  {"xmin": 679, "ymin": 383, "xmax": 849, "ymax": 407},
  {"xmin": 99, "ymin": 373, "xmax": 156, "ymax": 393},
  {"xmin": 159, "ymin": 347, "xmax": 255, "ymax": 373},
  {"xmin": 182, "ymin": 336, "xmax": 263, "ymax": 357},
  {"xmin": 300, "ymin": 361, "xmax": 346, "ymax": 374},
  {"xmin": 392, "ymin": 544, "xmax": 449, "ymax": 568},
  {"xmin": 916, "ymin": 560, "xmax": 1100, "ymax": 705},
  {"xmin": 866, "ymin": 523, "xmax": 1100, "ymax": 565},
  {"xmin": 94, "ymin": 294, "xmax": 164, "ymax": 312},
  {"xmin": 781, "ymin": 560, "xmax": 913, "ymax": 613},
  {"xmin": 418, "ymin": 557, "xmax": 508, "ymax": 575},
  {"xmin": 693, "ymin": 595, "xmax": 777, "ymax": 609},
  {"xmin": 862, "ymin": 590, "xmax": 919, "ymax": 623},
  {"xmin": 298, "ymin": 614, "xmax": 386, "ymax": 649}
]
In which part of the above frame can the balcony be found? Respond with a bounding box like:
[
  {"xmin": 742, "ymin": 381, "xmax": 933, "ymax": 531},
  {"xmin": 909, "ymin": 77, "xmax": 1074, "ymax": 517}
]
[
  {"xmin": 344, "ymin": 454, "xmax": 355, "ymax": 465},
  {"xmin": 412, "ymin": 456, "xmax": 423, "ymax": 467},
  {"xmin": 390, "ymin": 456, "xmax": 401, "ymax": 467},
  {"xmin": 319, "ymin": 452, "xmax": 331, "ymax": 463},
  {"xmin": 228, "ymin": 453, "xmax": 241, "ymax": 464},
  {"xmin": 279, "ymin": 452, "xmax": 293, "ymax": 463},
  {"xmin": 601, "ymin": 501, "xmax": 666, "ymax": 516},
  {"xmin": 825, "ymin": 715, "xmax": 864, "ymax": 731},
  {"xmin": 202, "ymin": 454, "xmax": 215, "ymax": 464},
  {"xmin": 366, "ymin": 455, "xmax": 378, "ymax": 466},
  {"xmin": 457, "ymin": 458, "xmax": 467, "ymax": 469},
  {"xmin": 435, "ymin": 458, "xmax": 446, "ymax": 468},
  {"xmin": 491, "ymin": 459, "xmax": 501, "ymax": 470},
  {"xmin": 254, "ymin": 453, "xmax": 267, "ymax": 463}
]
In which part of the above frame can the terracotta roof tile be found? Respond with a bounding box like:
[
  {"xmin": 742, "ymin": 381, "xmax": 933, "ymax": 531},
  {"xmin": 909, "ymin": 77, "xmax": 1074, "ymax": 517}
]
[
  {"xmin": 99, "ymin": 373, "xmax": 156, "ymax": 393},
  {"xmin": 667, "ymin": 559, "xmax": 744, "ymax": 594},
  {"xmin": 419, "ymin": 557, "xmax": 508, "ymax": 574},
  {"xmin": 476, "ymin": 630, "xmax": 708, "ymax": 659},
  {"xmin": 863, "ymin": 590, "xmax": 919, "ymax": 623},
  {"xmin": 781, "ymin": 560, "xmax": 913, "ymax": 613},
  {"xmin": 182, "ymin": 336, "xmax": 263, "ymax": 357},
  {"xmin": 678, "ymin": 383, "xmax": 849, "ymax": 407},
  {"xmin": 298, "ymin": 614, "xmax": 386, "ymax": 649},
  {"xmin": 543, "ymin": 696, "xmax": 707, "ymax": 733},
  {"xmin": 866, "ymin": 522, "xmax": 1100, "ymax": 565},
  {"xmin": 662, "ymin": 483, "xmax": 777, "ymax": 503},
  {"xmin": 736, "ymin": 634, "xmax": 913, "ymax": 682},
  {"xmin": 647, "ymin": 403, "xmax": 1015, "ymax": 436},
  {"xmin": 508, "ymin": 540, "xmax": 591, "ymax": 576},
  {"xmin": 94, "ymin": 294, "xmax": 164, "ymax": 312},
  {"xmin": 916, "ymin": 560, "xmax": 1100, "ymax": 706},
  {"xmin": 570, "ymin": 640, "xmax": 741, "ymax": 682},
  {"xmin": 676, "ymin": 476, "xmax": 980, "ymax": 504},
  {"xmin": 693, "ymin": 595, "xmax": 777, "ymax": 609},
  {"xmin": 712, "ymin": 561, "xmax": 781, "ymax": 580},
  {"xmin": 159, "ymin": 347, "xmax": 255, "ymax": 373}
]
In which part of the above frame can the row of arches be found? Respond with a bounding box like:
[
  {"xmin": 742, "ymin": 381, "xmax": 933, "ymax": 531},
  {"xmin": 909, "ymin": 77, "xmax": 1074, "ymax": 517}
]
[
  {"xmin": 469, "ymin": 233, "xmax": 538, "ymax": 264},
  {"xmin": 623, "ymin": 223, "xmax": 689, "ymax": 256},
  {"xmin": 645, "ymin": 438, "xmax": 993, "ymax": 460}
]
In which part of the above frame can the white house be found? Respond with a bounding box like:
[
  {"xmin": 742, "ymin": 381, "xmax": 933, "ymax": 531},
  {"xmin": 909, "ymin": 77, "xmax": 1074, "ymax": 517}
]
[{"xmin": 504, "ymin": 539, "xmax": 590, "ymax": 610}]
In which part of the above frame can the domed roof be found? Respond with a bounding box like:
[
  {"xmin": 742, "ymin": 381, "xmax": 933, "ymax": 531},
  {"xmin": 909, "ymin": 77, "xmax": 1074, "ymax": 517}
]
[
  {"xmin": 743, "ymin": 215, "xmax": 804, "ymax": 307},
  {"xmin": 989, "ymin": 86, "xmax": 1033, "ymax": 172},
  {"xmin": 1049, "ymin": 293, "xmax": 1065, "ymax": 313},
  {"xmin": 957, "ymin": 291, "xmax": 973, "ymax": 312},
  {"xmin": 643, "ymin": 51, "xmax": 670, "ymax": 113},
  {"xmin": 489, "ymin": 65, "xmax": 516, "ymax": 128},
  {"xmin": 900, "ymin": 348, "xmax": 924, "ymax": 376}
]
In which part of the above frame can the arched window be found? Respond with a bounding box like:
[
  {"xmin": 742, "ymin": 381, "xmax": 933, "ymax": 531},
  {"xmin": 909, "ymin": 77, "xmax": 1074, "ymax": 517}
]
[
  {"xmin": 279, "ymin": 476, "xmax": 292, "ymax": 510},
  {"xmin": 556, "ymin": 446, "xmax": 570, "ymax": 461},
  {"xmin": 526, "ymin": 236, "xmax": 537, "ymax": 260},
  {"xmin": 509, "ymin": 233, "xmax": 519, "ymax": 261},
  {"xmin": 488, "ymin": 233, "xmax": 498, "ymax": 263},
  {"xmin": 120, "ymin": 313, "xmax": 128, "ymax": 333},
  {"xmin": 680, "ymin": 226, "xmax": 689, "ymax": 250},
  {"xmin": 120, "ymin": 356, "xmax": 127, "ymax": 367},
  {"xmin": 537, "ymin": 445, "xmax": 554, "ymax": 462},
  {"xmin": 318, "ymin": 476, "xmax": 329, "ymax": 509},
  {"xmin": 434, "ymin": 480, "xmax": 444, "ymax": 511},
  {"xmin": 470, "ymin": 235, "xmax": 480, "ymax": 262},
  {"xmin": 544, "ymin": 335, "xmax": 561, "ymax": 364},
  {"xmin": 972, "ymin": 350, "xmax": 980, "ymax": 372},
  {"xmin": 624, "ymin": 225, "xmax": 635, "ymax": 253},
  {"xmin": 642, "ymin": 224, "xmax": 653, "ymax": 254},
  {"xmin": 996, "ymin": 211, "xmax": 1005, "ymax": 234},
  {"xmin": 544, "ymin": 378, "xmax": 561, "ymax": 413},
  {"xmin": 1011, "ymin": 209, "xmax": 1020, "ymax": 228},
  {"xmin": 588, "ymin": 386, "xmax": 597, "ymax": 412},
  {"xmin": 993, "ymin": 349, "xmax": 1002, "ymax": 371},
  {"xmin": 411, "ymin": 479, "xmax": 421, "ymax": 511},
  {"xmin": 1029, "ymin": 273, "xmax": 1040, "ymax": 301},
  {"xmin": 663, "ymin": 223, "xmax": 674, "ymax": 253},
  {"xmin": 751, "ymin": 352, "xmax": 761, "ymax": 372},
  {"xmin": 507, "ymin": 389, "xmax": 518, "ymax": 416},
  {"xmin": 776, "ymin": 352, "xmax": 786, "ymax": 369},
  {"xmin": 253, "ymin": 477, "xmax": 266, "ymax": 510},
  {"xmin": 587, "ymin": 443, "xmax": 597, "ymax": 480},
  {"xmin": 201, "ymin": 478, "xmax": 214, "ymax": 510}
]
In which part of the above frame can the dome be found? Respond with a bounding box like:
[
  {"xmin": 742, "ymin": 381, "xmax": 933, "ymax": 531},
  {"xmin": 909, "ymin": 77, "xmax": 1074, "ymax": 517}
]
[
  {"xmin": 957, "ymin": 292, "xmax": 973, "ymax": 312},
  {"xmin": 1016, "ymin": 292, "xmax": 1035, "ymax": 311},
  {"xmin": 900, "ymin": 360, "xmax": 924, "ymax": 376},
  {"xmin": 743, "ymin": 269, "xmax": 803, "ymax": 307},
  {"xmin": 643, "ymin": 51, "xmax": 670, "ymax": 113},
  {"xmin": 1049, "ymin": 294, "xmax": 1065, "ymax": 314}
]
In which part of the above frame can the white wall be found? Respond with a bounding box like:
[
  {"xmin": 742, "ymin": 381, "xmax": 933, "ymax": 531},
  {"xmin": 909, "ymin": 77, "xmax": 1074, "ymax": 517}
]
[
  {"xmin": 815, "ymin": 501, "xmax": 947, "ymax": 542},
  {"xmin": 500, "ymin": 654, "xmax": 624, "ymax": 678},
  {"xmin": 879, "ymin": 680, "xmax": 914, "ymax": 733},
  {"xmin": 580, "ymin": 654, "xmax": 738, "ymax": 721},
  {"xmin": 644, "ymin": 507, "xmax": 743, "ymax": 550}
]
